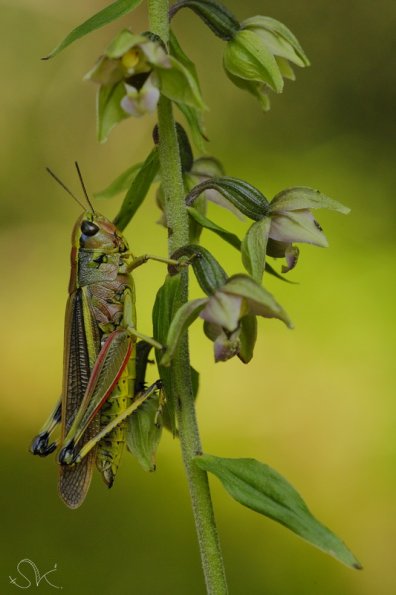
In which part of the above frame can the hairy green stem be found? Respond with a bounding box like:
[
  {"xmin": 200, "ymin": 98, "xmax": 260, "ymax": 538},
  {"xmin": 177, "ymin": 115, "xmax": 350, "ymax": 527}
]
[{"xmin": 148, "ymin": 1, "xmax": 228, "ymax": 593}]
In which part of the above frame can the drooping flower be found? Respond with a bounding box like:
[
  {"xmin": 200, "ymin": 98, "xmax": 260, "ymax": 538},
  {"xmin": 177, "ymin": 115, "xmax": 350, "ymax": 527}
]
[
  {"xmin": 161, "ymin": 244, "xmax": 292, "ymax": 365},
  {"xmin": 86, "ymin": 30, "xmax": 206, "ymax": 142},
  {"xmin": 223, "ymin": 16, "xmax": 309, "ymax": 111}
]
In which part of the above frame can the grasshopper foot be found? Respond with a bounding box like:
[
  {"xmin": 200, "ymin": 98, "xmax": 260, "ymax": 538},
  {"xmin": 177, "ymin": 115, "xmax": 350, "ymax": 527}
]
[
  {"xmin": 30, "ymin": 433, "xmax": 57, "ymax": 457},
  {"xmin": 58, "ymin": 441, "xmax": 76, "ymax": 466}
]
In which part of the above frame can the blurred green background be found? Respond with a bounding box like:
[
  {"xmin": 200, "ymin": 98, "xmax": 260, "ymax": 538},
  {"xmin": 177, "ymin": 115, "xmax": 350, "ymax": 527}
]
[{"xmin": 1, "ymin": 0, "xmax": 395, "ymax": 593}]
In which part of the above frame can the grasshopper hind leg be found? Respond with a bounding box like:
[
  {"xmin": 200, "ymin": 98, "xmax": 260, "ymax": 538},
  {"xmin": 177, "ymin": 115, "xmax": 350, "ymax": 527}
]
[{"xmin": 30, "ymin": 400, "xmax": 62, "ymax": 457}]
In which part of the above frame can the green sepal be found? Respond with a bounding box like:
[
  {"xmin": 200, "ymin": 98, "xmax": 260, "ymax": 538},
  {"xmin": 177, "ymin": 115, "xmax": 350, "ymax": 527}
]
[
  {"xmin": 223, "ymin": 275, "xmax": 292, "ymax": 328},
  {"xmin": 97, "ymin": 82, "xmax": 129, "ymax": 143},
  {"xmin": 241, "ymin": 217, "xmax": 271, "ymax": 283},
  {"xmin": 242, "ymin": 16, "xmax": 310, "ymax": 67},
  {"xmin": 187, "ymin": 207, "xmax": 242, "ymax": 250},
  {"xmin": 186, "ymin": 177, "xmax": 269, "ymax": 221},
  {"xmin": 95, "ymin": 162, "xmax": 143, "ymax": 200},
  {"xmin": 42, "ymin": 0, "xmax": 143, "ymax": 60},
  {"xmin": 169, "ymin": 0, "xmax": 240, "ymax": 41},
  {"xmin": 269, "ymin": 187, "xmax": 350, "ymax": 214},
  {"xmin": 224, "ymin": 29, "xmax": 283, "ymax": 93},
  {"xmin": 226, "ymin": 70, "xmax": 271, "ymax": 111},
  {"xmin": 105, "ymin": 29, "xmax": 145, "ymax": 58},
  {"xmin": 152, "ymin": 275, "xmax": 184, "ymax": 435},
  {"xmin": 170, "ymin": 244, "xmax": 228, "ymax": 296},
  {"xmin": 237, "ymin": 314, "xmax": 257, "ymax": 364},
  {"xmin": 113, "ymin": 147, "xmax": 159, "ymax": 231},
  {"xmin": 194, "ymin": 454, "xmax": 362, "ymax": 570},
  {"xmin": 160, "ymin": 298, "xmax": 208, "ymax": 367},
  {"xmin": 157, "ymin": 56, "xmax": 207, "ymax": 111},
  {"xmin": 126, "ymin": 392, "xmax": 163, "ymax": 472}
]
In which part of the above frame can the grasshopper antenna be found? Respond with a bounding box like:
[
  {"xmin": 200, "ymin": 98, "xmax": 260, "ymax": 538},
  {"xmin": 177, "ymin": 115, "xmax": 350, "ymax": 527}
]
[
  {"xmin": 75, "ymin": 161, "xmax": 95, "ymax": 214},
  {"xmin": 46, "ymin": 167, "xmax": 86, "ymax": 210}
]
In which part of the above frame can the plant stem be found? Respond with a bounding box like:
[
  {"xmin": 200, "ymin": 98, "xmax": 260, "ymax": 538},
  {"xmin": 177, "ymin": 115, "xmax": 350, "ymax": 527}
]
[{"xmin": 148, "ymin": 1, "xmax": 228, "ymax": 593}]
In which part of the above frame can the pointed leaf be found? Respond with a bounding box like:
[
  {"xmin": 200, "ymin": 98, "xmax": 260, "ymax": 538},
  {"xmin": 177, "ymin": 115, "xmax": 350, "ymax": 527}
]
[
  {"xmin": 194, "ymin": 454, "xmax": 362, "ymax": 569},
  {"xmin": 152, "ymin": 275, "xmax": 183, "ymax": 434},
  {"xmin": 127, "ymin": 392, "xmax": 162, "ymax": 472},
  {"xmin": 95, "ymin": 162, "xmax": 143, "ymax": 200},
  {"xmin": 168, "ymin": 32, "xmax": 208, "ymax": 149},
  {"xmin": 161, "ymin": 298, "xmax": 208, "ymax": 367},
  {"xmin": 265, "ymin": 262, "xmax": 296, "ymax": 284},
  {"xmin": 187, "ymin": 207, "xmax": 242, "ymax": 250},
  {"xmin": 176, "ymin": 102, "xmax": 208, "ymax": 152},
  {"xmin": 241, "ymin": 217, "xmax": 271, "ymax": 283},
  {"xmin": 113, "ymin": 147, "xmax": 159, "ymax": 231},
  {"xmin": 43, "ymin": 0, "xmax": 143, "ymax": 60},
  {"xmin": 270, "ymin": 187, "xmax": 350, "ymax": 214}
]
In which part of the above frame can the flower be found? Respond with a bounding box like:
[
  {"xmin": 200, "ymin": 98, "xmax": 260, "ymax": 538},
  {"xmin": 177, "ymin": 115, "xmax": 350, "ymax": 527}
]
[
  {"xmin": 86, "ymin": 30, "xmax": 206, "ymax": 142},
  {"xmin": 161, "ymin": 268, "xmax": 292, "ymax": 366},
  {"xmin": 223, "ymin": 16, "xmax": 309, "ymax": 110},
  {"xmin": 266, "ymin": 187, "xmax": 350, "ymax": 273}
]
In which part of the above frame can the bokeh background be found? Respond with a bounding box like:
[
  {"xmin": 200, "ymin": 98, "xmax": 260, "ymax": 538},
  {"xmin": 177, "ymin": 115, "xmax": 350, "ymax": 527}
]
[{"xmin": 1, "ymin": 0, "xmax": 395, "ymax": 593}]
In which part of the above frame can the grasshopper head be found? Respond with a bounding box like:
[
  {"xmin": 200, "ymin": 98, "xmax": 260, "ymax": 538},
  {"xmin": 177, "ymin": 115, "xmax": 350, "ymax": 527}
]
[{"xmin": 74, "ymin": 211, "xmax": 129, "ymax": 253}]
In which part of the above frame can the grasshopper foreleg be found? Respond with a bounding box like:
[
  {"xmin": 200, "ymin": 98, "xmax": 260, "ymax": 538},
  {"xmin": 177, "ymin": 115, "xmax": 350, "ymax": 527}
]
[{"xmin": 30, "ymin": 399, "xmax": 62, "ymax": 457}]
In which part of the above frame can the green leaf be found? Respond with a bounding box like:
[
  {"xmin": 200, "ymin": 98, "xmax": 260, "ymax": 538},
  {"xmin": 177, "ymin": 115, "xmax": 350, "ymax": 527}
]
[
  {"xmin": 186, "ymin": 177, "xmax": 269, "ymax": 221},
  {"xmin": 97, "ymin": 82, "xmax": 129, "ymax": 143},
  {"xmin": 195, "ymin": 455, "xmax": 362, "ymax": 569},
  {"xmin": 152, "ymin": 275, "xmax": 183, "ymax": 435},
  {"xmin": 169, "ymin": 31, "xmax": 208, "ymax": 152},
  {"xmin": 238, "ymin": 315, "xmax": 257, "ymax": 363},
  {"xmin": 265, "ymin": 262, "xmax": 296, "ymax": 284},
  {"xmin": 126, "ymin": 392, "xmax": 162, "ymax": 472},
  {"xmin": 270, "ymin": 187, "xmax": 350, "ymax": 214},
  {"xmin": 161, "ymin": 298, "xmax": 208, "ymax": 367},
  {"xmin": 176, "ymin": 102, "xmax": 208, "ymax": 152},
  {"xmin": 158, "ymin": 56, "xmax": 207, "ymax": 111},
  {"xmin": 224, "ymin": 29, "xmax": 283, "ymax": 93},
  {"xmin": 43, "ymin": 0, "xmax": 143, "ymax": 60},
  {"xmin": 187, "ymin": 207, "xmax": 242, "ymax": 250},
  {"xmin": 113, "ymin": 147, "xmax": 159, "ymax": 231},
  {"xmin": 241, "ymin": 218, "xmax": 271, "ymax": 283},
  {"xmin": 95, "ymin": 162, "xmax": 143, "ymax": 200}
]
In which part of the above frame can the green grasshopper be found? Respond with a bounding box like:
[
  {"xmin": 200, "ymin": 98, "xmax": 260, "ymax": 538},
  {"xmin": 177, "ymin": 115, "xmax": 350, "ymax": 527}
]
[{"xmin": 30, "ymin": 164, "xmax": 167, "ymax": 509}]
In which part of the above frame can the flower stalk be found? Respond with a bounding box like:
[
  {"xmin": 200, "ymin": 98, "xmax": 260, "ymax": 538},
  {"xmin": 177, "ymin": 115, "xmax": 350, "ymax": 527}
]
[{"xmin": 148, "ymin": 1, "xmax": 228, "ymax": 592}]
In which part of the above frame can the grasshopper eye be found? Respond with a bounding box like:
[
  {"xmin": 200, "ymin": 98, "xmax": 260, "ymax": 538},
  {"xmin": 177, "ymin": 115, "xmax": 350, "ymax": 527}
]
[{"xmin": 81, "ymin": 220, "xmax": 99, "ymax": 236}]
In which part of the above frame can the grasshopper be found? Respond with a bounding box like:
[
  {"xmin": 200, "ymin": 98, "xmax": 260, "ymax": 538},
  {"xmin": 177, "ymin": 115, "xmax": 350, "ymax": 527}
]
[{"xmin": 30, "ymin": 164, "xmax": 169, "ymax": 509}]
